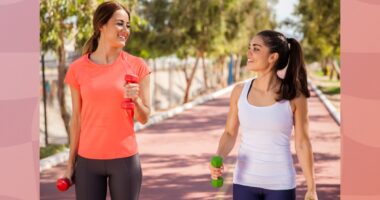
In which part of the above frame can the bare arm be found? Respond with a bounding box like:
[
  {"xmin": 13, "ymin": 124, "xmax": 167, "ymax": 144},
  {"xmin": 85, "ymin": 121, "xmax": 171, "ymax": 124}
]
[
  {"xmin": 134, "ymin": 74, "xmax": 151, "ymax": 124},
  {"xmin": 216, "ymin": 83, "xmax": 243, "ymax": 159},
  {"xmin": 67, "ymin": 86, "xmax": 82, "ymax": 170},
  {"xmin": 293, "ymin": 95, "xmax": 317, "ymax": 193}
]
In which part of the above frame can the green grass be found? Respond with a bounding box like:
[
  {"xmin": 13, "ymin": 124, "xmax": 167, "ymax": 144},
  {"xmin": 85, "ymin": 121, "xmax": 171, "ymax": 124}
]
[
  {"xmin": 311, "ymin": 68, "xmax": 338, "ymax": 79},
  {"xmin": 310, "ymin": 69, "xmax": 340, "ymax": 85},
  {"xmin": 40, "ymin": 144, "xmax": 68, "ymax": 159},
  {"xmin": 317, "ymin": 86, "xmax": 341, "ymax": 95},
  {"xmin": 315, "ymin": 69, "xmax": 325, "ymax": 77}
]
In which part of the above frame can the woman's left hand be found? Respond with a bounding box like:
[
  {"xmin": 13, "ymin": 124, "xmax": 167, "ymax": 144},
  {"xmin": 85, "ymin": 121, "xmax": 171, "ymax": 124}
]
[{"xmin": 304, "ymin": 190, "xmax": 318, "ymax": 200}]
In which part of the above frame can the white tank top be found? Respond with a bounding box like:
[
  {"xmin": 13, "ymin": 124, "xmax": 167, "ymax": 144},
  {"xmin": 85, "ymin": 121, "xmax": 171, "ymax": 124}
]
[{"xmin": 233, "ymin": 78, "xmax": 296, "ymax": 190}]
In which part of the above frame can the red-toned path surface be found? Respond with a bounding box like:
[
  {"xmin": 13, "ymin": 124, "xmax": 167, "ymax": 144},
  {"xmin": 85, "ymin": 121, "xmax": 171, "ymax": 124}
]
[{"xmin": 40, "ymin": 89, "xmax": 340, "ymax": 200}]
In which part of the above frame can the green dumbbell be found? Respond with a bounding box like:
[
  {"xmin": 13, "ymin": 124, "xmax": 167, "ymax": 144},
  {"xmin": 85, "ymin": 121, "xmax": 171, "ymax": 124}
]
[{"xmin": 210, "ymin": 156, "xmax": 224, "ymax": 188}]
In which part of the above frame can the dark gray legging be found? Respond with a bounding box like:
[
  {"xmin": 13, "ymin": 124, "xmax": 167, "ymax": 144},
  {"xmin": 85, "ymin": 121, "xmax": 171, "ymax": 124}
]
[{"xmin": 73, "ymin": 154, "xmax": 142, "ymax": 200}]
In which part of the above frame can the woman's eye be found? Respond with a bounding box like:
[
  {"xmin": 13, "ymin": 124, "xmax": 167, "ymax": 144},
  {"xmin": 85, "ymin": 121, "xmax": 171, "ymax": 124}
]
[
  {"xmin": 117, "ymin": 22, "xmax": 130, "ymax": 29},
  {"xmin": 254, "ymin": 48, "xmax": 259, "ymax": 51}
]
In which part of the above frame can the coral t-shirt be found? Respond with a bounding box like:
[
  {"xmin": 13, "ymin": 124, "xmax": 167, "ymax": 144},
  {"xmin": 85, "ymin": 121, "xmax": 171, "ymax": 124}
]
[{"xmin": 64, "ymin": 51, "xmax": 151, "ymax": 159}]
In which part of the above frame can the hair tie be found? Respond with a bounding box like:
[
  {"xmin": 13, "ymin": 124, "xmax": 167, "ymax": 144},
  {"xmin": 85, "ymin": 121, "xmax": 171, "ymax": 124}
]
[{"xmin": 286, "ymin": 38, "xmax": 292, "ymax": 50}]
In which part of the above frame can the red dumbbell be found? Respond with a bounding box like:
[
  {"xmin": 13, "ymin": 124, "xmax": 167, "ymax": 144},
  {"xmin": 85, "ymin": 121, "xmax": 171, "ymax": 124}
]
[
  {"xmin": 121, "ymin": 74, "xmax": 139, "ymax": 116},
  {"xmin": 56, "ymin": 177, "xmax": 72, "ymax": 192}
]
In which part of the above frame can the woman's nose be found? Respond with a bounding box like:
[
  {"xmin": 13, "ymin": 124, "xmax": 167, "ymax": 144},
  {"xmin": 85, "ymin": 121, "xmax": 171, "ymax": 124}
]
[
  {"xmin": 121, "ymin": 25, "xmax": 129, "ymax": 32},
  {"xmin": 121, "ymin": 29, "xmax": 129, "ymax": 36},
  {"xmin": 247, "ymin": 49, "xmax": 252, "ymax": 57}
]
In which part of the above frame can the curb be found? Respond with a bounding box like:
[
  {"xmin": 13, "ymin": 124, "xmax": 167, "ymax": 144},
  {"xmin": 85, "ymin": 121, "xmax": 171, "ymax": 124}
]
[
  {"xmin": 40, "ymin": 84, "xmax": 236, "ymax": 172},
  {"xmin": 40, "ymin": 148, "xmax": 70, "ymax": 172},
  {"xmin": 134, "ymin": 84, "xmax": 235, "ymax": 132},
  {"xmin": 308, "ymin": 79, "xmax": 340, "ymax": 125}
]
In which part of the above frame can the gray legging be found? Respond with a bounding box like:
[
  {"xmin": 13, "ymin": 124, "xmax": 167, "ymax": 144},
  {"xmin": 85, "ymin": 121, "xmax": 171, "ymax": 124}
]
[{"xmin": 73, "ymin": 154, "xmax": 142, "ymax": 200}]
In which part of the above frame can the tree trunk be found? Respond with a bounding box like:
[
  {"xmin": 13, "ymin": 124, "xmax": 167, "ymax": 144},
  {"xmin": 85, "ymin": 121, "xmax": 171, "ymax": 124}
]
[
  {"xmin": 201, "ymin": 52, "xmax": 209, "ymax": 90},
  {"xmin": 321, "ymin": 58, "xmax": 328, "ymax": 76},
  {"xmin": 333, "ymin": 59, "xmax": 340, "ymax": 80},
  {"xmin": 328, "ymin": 58, "xmax": 335, "ymax": 80},
  {"xmin": 41, "ymin": 54, "xmax": 49, "ymax": 146},
  {"xmin": 181, "ymin": 58, "xmax": 189, "ymax": 81},
  {"xmin": 210, "ymin": 57, "xmax": 218, "ymax": 88},
  {"xmin": 234, "ymin": 54, "xmax": 242, "ymax": 82},
  {"xmin": 214, "ymin": 55, "xmax": 222, "ymax": 87},
  {"xmin": 183, "ymin": 56, "xmax": 200, "ymax": 103},
  {"xmin": 57, "ymin": 31, "xmax": 71, "ymax": 144},
  {"xmin": 218, "ymin": 55, "xmax": 227, "ymax": 87}
]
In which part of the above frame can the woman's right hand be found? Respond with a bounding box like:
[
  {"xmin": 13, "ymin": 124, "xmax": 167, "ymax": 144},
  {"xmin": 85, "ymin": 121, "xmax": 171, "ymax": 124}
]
[
  {"xmin": 209, "ymin": 163, "xmax": 224, "ymax": 180},
  {"xmin": 123, "ymin": 83, "xmax": 140, "ymax": 101}
]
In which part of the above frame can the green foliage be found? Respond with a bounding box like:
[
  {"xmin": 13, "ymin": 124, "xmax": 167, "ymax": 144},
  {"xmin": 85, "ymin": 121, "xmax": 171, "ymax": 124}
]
[
  {"xmin": 125, "ymin": 0, "xmax": 173, "ymax": 58},
  {"xmin": 125, "ymin": 0, "xmax": 275, "ymax": 59},
  {"xmin": 40, "ymin": 0, "xmax": 76, "ymax": 53},
  {"xmin": 41, "ymin": 0, "xmax": 276, "ymax": 58},
  {"xmin": 40, "ymin": 144, "xmax": 68, "ymax": 159},
  {"xmin": 317, "ymin": 86, "xmax": 340, "ymax": 95},
  {"xmin": 223, "ymin": 0, "xmax": 276, "ymax": 55},
  {"xmin": 294, "ymin": 0, "xmax": 340, "ymax": 63},
  {"xmin": 73, "ymin": 0, "xmax": 100, "ymax": 51}
]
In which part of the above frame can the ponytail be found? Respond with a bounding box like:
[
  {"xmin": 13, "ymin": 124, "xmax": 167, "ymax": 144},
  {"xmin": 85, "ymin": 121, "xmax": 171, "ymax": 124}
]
[
  {"xmin": 280, "ymin": 38, "xmax": 310, "ymax": 100},
  {"xmin": 82, "ymin": 31, "xmax": 99, "ymax": 55}
]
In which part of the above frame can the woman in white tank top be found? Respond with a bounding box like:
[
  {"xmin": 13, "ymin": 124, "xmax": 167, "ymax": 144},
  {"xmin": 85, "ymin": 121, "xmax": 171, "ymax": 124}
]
[{"xmin": 209, "ymin": 30, "xmax": 318, "ymax": 200}]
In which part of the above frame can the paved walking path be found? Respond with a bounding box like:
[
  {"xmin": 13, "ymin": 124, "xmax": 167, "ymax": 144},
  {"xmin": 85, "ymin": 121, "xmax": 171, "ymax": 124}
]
[{"xmin": 40, "ymin": 88, "xmax": 340, "ymax": 200}]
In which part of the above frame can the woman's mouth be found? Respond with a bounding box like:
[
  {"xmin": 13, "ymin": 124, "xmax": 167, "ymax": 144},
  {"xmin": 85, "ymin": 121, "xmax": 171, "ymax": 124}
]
[{"xmin": 118, "ymin": 34, "xmax": 126, "ymax": 41}]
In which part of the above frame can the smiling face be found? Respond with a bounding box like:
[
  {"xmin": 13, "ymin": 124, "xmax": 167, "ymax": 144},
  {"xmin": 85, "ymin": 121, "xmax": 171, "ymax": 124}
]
[
  {"xmin": 99, "ymin": 9, "xmax": 130, "ymax": 48},
  {"xmin": 246, "ymin": 36, "xmax": 279, "ymax": 73}
]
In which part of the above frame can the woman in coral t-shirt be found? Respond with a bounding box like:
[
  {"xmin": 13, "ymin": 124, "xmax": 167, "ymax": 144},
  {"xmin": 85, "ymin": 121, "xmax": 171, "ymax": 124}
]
[{"xmin": 62, "ymin": 2, "xmax": 150, "ymax": 199}]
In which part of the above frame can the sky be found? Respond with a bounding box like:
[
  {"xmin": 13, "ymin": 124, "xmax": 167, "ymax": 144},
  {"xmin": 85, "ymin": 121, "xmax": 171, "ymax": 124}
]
[{"xmin": 270, "ymin": 0, "xmax": 301, "ymax": 39}]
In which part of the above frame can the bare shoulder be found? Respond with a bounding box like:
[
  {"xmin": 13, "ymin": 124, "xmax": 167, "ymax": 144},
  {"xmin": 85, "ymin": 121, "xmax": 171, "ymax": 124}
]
[
  {"xmin": 230, "ymin": 82, "xmax": 245, "ymax": 102},
  {"xmin": 291, "ymin": 94, "xmax": 308, "ymax": 111}
]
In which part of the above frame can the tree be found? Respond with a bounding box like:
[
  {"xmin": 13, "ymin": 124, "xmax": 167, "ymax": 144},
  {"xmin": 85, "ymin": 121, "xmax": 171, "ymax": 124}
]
[
  {"xmin": 73, "ymin": 0, "xmax": 99, "ymax": 53},
  {"xmin": 40, "ymin": 0, "xmax": 76, "ymax": 141},
  {"xmin": 293, "ymin": 0, "xmax": 340, "ymax": 78},
  {"xmin": 126, "ymin": 0, "xmax": 276, "ymax": 103},
  {"xmin": 223, "ymin": 0, "xmax": 276, "ymax": 83}
]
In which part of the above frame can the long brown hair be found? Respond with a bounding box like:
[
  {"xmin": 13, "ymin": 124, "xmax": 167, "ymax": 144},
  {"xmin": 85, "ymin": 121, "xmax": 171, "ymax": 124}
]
[
  {"xmin": 82, "ymin": 1, "xmax": 130, "ymax": 55},
  {"xmin": 257, "ymin": 30, "xmax": 310, "ymax": 101}
]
